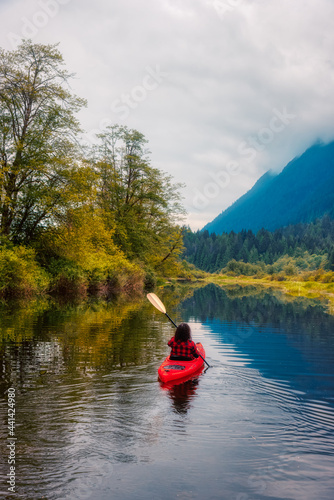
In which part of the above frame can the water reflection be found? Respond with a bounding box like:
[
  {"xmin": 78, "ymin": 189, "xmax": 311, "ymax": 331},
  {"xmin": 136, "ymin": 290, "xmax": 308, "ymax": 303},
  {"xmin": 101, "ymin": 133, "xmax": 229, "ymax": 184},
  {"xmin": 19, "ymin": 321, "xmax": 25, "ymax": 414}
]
[
  {"xmin": 180, "ymin": 282, "xmax": 334, "ymax": 333},
  {"xmin": 162, "ymin": 376, "xmax": 202, "ymax": 414},
  {"xmin": 0, "ymin": 285, "xmax": 334, "ymax": 500},
  {"xmin": 180, "ymin": 284, "xmax": 334, "ymax": 403},
  {"xmin": 0, "ymin": 296, "xmax": 168, "ymax": 393}
]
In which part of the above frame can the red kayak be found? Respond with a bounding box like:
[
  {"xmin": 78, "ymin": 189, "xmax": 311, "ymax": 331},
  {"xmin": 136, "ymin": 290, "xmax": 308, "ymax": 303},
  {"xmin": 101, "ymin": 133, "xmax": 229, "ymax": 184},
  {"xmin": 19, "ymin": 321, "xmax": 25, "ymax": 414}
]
[{"xmin": 158, "ymin": 343, "xmax": 205, "ymax": 384}]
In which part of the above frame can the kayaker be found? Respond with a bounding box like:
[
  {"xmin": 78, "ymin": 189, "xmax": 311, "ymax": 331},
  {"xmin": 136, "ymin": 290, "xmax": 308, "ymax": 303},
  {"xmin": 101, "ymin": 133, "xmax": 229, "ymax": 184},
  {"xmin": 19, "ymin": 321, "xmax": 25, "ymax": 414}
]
[{"xmin": 168, "ymin": 323, "xmax": 200, "ymax": 361}]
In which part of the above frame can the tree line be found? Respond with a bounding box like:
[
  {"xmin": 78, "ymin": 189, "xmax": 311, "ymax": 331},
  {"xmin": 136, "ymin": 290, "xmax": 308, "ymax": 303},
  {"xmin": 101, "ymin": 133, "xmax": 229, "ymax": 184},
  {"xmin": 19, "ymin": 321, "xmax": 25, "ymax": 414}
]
[
  {"xmin": 2, "ymin": 41, "xmax": 334, "ymax": 298},
  {"xmin": 183, "ymin": 214, "xmax": 334, "ymax": 273},
  {"xmin": 0, "ymin": 41, "xmax": 184, "ymax": 296}
]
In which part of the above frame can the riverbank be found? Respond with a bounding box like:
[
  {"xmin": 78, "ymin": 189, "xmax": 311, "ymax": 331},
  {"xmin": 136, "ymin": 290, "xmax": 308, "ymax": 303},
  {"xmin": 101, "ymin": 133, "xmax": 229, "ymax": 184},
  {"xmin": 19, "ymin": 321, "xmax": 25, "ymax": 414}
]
[
  {"xmin": 202, "ymin": 274, "xmax": 334, "ymax": 313},
  {"xmin": 0, "ymin": 245, "xmax": 146, "ymax": 299},
  {"xmin": 158, "ymin": 270, "xmax": 334, "ymax": 315},
  {"xmin": 2, "ymin": 244, "xmax": 334, "ymax": 314}
]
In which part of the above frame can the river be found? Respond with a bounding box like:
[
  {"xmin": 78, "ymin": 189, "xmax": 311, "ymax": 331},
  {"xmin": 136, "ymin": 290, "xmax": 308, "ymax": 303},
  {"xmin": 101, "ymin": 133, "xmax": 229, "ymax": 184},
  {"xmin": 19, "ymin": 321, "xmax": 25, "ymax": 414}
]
[{"xmin": 1, "ymin": 283, "xmax": 334, "ymax": 499}]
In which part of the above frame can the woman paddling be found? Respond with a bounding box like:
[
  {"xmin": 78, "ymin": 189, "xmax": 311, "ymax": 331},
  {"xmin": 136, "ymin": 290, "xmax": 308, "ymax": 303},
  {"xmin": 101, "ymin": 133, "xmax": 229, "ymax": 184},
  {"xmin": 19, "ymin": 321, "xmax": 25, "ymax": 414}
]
[{"xmin": 168, "ymin": 323, "xmax": 200, "ymax": 361}]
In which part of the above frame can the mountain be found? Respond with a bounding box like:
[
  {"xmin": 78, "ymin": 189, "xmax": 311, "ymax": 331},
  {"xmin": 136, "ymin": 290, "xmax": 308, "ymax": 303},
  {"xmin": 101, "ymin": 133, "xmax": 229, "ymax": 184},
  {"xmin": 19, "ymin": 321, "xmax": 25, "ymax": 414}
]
[{"xmin": 203, "ymin": 141, "xmax": 334, "ymax": 234}]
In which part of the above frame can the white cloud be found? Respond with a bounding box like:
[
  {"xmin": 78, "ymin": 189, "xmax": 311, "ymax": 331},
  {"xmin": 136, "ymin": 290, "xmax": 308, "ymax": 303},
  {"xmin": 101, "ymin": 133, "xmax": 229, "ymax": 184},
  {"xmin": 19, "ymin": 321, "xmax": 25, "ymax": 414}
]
[{"xmin": 1, "ymin": 0, "xmax": 334, "ymax": 229}]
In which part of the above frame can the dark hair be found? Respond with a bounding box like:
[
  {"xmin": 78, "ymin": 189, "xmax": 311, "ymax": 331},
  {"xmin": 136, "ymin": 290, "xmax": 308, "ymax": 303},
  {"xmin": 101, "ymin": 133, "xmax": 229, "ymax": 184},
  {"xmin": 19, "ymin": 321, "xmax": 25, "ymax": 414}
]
[{"xmin": 174, "ymin": 323, "xmax": 191, "ymax": 342}]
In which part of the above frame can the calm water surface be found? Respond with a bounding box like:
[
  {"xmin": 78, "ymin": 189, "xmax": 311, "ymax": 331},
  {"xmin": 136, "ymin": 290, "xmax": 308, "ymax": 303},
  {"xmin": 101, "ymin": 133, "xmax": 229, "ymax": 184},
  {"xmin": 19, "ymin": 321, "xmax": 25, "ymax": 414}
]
[{"xmin": 1, "ymin": 284, "xmax": 334, "ymax": 500}]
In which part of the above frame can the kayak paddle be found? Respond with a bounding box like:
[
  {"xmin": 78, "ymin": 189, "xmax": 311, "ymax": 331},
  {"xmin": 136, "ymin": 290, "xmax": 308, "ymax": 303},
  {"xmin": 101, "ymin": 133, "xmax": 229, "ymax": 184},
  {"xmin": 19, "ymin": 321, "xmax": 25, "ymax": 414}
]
[{"xmin": 146, "ymin": 292, "xmax": 210, "ymax": 368}]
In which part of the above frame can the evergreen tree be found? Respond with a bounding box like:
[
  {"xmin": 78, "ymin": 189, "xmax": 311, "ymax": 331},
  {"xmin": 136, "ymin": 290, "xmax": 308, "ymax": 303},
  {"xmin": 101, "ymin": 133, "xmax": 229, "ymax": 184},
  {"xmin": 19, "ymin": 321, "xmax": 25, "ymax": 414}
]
[{"xmin": 182, "ymin": 215, "xmax": 334, "ymax": 272}]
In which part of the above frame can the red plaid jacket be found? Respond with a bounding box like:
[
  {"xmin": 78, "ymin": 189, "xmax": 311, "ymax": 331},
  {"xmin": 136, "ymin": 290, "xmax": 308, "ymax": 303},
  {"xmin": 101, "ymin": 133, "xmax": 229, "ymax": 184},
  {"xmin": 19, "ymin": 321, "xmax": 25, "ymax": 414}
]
[{"xmin": 168, "ymin": 337, "xmax": 199, "ymax": 360}]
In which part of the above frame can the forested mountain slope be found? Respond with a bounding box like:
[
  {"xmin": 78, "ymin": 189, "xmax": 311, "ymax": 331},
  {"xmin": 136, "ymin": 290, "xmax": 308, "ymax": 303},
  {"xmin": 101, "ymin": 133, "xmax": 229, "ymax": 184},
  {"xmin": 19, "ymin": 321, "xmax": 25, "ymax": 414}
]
[
  {"xmin": 184, "ymin": 215, "xmax": 334, "ymax": 273},
  {"xmin": 204, "ymin": 141, "xmax": 334, "ymax": 234}
]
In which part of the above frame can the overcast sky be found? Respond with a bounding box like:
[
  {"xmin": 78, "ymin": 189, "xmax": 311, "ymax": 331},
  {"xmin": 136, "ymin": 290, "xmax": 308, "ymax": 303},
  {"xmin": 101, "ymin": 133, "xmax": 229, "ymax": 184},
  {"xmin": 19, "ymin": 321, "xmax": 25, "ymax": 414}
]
[{"xmin": 1, "ymin": 0, "xmax": 334, "ymax": 229}]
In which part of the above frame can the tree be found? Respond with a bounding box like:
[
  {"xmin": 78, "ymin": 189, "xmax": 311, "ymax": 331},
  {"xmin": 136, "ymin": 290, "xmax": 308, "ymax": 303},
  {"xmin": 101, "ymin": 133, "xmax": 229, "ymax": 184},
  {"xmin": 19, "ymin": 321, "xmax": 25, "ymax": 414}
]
[
  {"xmin": 0, "ymin": 40, "xmax": 87, "ymax": 242},
  {"xmin": 328, "ymin": 247, "xmax": 334, "ymax": 271},
  {"xmin": 93, "ymin": 125, "xmax": 185, "ymax": 270}
]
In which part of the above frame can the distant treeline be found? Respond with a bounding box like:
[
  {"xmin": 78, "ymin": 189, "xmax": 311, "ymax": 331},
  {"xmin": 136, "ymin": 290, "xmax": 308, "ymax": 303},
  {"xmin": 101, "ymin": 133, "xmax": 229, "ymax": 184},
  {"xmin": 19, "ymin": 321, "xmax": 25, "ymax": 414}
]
[{"xmin": 183, "ymin": 215, "xmax": 334, "ymax": 273}]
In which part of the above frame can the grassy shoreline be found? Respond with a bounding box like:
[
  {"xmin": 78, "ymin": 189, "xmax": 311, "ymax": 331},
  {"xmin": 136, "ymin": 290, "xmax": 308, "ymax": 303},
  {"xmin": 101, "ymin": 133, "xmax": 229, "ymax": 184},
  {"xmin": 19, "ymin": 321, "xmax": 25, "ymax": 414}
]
[
  {"xmin": 201, "ymin": 274, "xmax": 334, "ymax": 313},
  {"xmin": 162, "ymin": 265, "xmax": 334, "ymax": 313}
]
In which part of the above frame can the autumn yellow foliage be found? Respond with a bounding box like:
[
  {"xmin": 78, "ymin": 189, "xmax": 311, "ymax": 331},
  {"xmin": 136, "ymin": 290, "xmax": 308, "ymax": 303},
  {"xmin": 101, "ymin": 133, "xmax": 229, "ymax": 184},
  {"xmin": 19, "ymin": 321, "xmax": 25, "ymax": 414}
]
[{"xmin": 37, "ymin": 207, "xmax": 145, "ymax": 296}]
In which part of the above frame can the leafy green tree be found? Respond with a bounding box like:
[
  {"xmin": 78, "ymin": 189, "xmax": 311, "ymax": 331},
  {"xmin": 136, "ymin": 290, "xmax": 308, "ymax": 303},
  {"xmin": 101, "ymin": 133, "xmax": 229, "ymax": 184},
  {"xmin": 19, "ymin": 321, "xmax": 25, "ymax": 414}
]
[
  {"xmin": 37, "ymin": 206, "xmax": 144, "ymax": 294},
  {"xmin": 0, "ymin": 40, "xmax": 87, "ymax": 243},
  {"xmin": 93, "ymin": 125, "xmax": 185, "ymax": 271}
]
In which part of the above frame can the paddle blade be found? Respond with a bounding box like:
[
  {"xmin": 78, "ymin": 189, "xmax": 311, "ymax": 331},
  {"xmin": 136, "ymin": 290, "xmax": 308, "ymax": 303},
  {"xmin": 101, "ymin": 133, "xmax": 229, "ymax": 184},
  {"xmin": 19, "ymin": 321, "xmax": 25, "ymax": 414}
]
[{"xmin": 147, "ymin": 293, "xmax": 166, "ymax": 314}]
